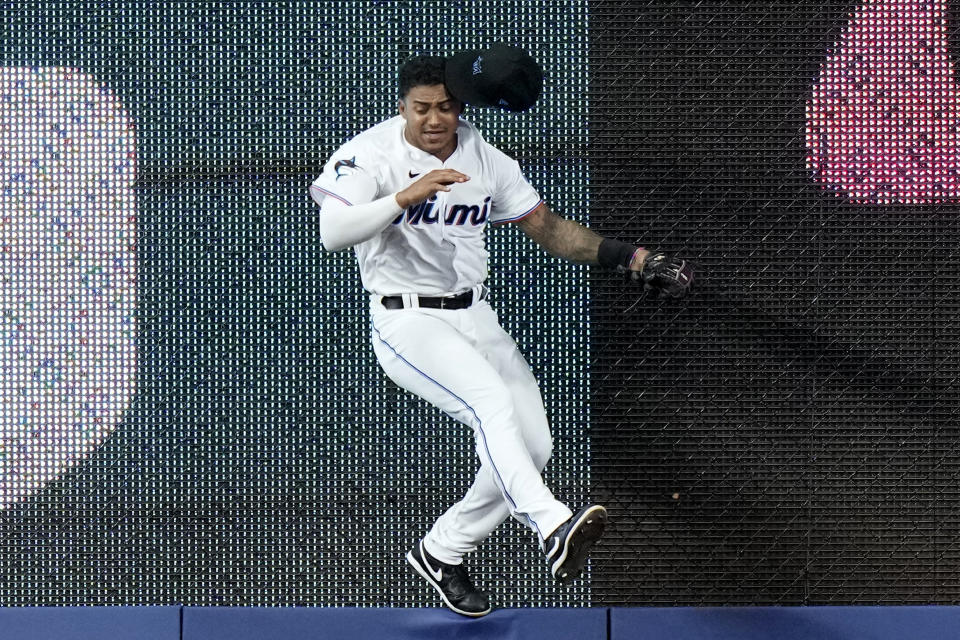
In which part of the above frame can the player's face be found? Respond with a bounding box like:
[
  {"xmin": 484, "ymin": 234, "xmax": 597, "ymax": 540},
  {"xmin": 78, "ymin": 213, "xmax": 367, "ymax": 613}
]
[{"xmin": 399, "ymin": 84, "xmax": 462, "ymax": 159}]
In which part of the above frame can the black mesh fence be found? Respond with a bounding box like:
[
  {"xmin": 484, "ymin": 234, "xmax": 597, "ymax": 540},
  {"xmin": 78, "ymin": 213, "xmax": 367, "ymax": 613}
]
[{"xmin": 590, "ymin": 0, "xmax": 960, "ymax": 605}]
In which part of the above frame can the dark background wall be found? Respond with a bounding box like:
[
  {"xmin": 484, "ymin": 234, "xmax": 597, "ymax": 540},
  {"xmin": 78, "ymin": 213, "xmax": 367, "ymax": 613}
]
[{"xmin": 590, "ymin": 0, "xmax": 960, "ymax": 605}]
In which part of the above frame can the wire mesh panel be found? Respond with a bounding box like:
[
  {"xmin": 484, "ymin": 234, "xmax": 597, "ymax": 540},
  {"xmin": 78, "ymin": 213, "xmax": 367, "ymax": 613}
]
[{"xmin": 590, "ymin": 0, "xmax": 960, "ymax": 605}]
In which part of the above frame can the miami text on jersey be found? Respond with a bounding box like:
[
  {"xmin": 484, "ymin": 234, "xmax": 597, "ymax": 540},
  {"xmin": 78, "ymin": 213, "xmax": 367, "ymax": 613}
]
[{"xmin": 392, "ymin": 196, "xmax": 492, "ymax": 226}]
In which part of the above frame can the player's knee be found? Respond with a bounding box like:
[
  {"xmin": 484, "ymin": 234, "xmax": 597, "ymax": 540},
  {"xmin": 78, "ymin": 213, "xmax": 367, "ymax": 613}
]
[{"xmin": 527, "ymin": 429, "xmax": 553, "ymax": 471}]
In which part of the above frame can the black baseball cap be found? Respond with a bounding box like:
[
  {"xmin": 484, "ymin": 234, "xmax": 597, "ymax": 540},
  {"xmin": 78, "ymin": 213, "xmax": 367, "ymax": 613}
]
[{"xmin": 444, "ymin": 44, "xmax": 543, "ymax": 112}]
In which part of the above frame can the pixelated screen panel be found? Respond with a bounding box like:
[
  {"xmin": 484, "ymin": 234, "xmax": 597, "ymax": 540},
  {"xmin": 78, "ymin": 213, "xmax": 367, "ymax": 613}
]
[
  {"xmin": 0, "ymin": 2, "xmax": 589, "ymax": 606},
  {"xmin": 808, "ymin": 0, "xmax": 960, "ymax": 203}
]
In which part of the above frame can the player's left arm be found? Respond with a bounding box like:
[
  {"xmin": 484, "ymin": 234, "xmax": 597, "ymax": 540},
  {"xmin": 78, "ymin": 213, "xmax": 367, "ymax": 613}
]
[
  {"xmin": 516, "ymin": 202, "xmax": 694, "ymax": 298},
  {"xmin": 516, "ymin": 203, "xmax": 648, "ymax": 270}
]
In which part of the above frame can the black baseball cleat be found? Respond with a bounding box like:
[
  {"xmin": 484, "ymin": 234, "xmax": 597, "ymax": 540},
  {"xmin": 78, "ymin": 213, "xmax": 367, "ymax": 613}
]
[
  {"xmin": 544, "ymin": 505, "xmax": 608, "ymax": 585},
  {"xmin": 406, "ymin": 540, "xmax": 492, "ymax": 618}
]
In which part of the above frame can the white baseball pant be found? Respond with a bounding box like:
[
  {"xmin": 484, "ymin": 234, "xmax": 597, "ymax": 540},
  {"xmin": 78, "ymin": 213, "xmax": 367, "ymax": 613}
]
[{"xmin": 370, "ymin": 294, "xmax": 573, "ymax": 565}]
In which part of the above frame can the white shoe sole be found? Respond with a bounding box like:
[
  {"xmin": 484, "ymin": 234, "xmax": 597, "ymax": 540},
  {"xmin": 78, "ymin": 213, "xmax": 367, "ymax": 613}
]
[
  {"xmin": 550, "ymin": 505, "xmax": 608, "ymax": 585},
  {"xmin": 406, "ymin": 550, "xmax": 492, "ymax": 618}
]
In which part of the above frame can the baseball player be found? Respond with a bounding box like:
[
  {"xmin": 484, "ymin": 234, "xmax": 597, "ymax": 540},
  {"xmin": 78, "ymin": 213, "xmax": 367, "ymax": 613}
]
[{"xmin": 310, "ymin": 48, "xmax": 692, "ymax": 617}]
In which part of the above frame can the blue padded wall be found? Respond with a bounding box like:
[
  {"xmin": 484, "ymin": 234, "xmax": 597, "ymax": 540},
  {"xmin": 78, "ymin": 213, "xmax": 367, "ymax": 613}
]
[
  {"xmin": 0, "ymin": 606, "xmax": 180, "ymax": 640},
  {"xmin": 610, "ymin": 606, "xmax": 960, "ymax": 640},
  {"xmin": 181, "ymin": 606, "xmax": 608, "ymax": 640},
  {"xmin": 3, "ymin": 606, "xmax": 960, "ymax": 640}
]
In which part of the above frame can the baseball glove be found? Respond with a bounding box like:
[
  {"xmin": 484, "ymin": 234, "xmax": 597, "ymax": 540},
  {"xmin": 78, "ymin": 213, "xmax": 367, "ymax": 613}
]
[{"xmin": 630, "ymin": 253, "xmax": 694, "ymax": 298}]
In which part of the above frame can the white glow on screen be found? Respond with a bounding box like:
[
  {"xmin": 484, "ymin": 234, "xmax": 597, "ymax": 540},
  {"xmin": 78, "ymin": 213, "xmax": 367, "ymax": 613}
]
[{"xmin": 0, "ymin": 67, "xmax": 136, "ymax": 509}]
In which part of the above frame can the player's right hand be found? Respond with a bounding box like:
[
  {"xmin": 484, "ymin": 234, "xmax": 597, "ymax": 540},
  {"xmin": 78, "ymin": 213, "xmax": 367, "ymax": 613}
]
[{"xmin": 395, "ymin": 169, "xmax": 469, "ymax": 209}]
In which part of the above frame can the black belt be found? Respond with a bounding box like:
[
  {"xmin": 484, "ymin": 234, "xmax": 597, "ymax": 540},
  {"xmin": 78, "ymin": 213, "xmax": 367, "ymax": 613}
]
[{"xmin": 381, "ymin": 287, "xmax": 487, "ymax": 310}]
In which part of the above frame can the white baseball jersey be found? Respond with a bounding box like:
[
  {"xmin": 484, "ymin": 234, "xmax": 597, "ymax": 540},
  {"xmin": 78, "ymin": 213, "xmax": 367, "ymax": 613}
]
[{"xmin": 310, "ymin": 115, "xmax": 543, "ymax": 296}]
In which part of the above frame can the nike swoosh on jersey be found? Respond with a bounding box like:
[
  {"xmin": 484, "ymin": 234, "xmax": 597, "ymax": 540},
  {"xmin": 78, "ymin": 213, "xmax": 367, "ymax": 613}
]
[{"xmin": 409, "ymin": 170, "xmax": 420, "ymax": 178}]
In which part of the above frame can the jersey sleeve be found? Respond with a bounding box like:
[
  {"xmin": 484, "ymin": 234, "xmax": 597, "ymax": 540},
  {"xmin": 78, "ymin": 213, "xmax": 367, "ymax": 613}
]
[
  {"xmin": 309, "ymin": 145, "xmax": 379, "ymax": 207},
  {"xmin": 487, "ymin": 150, "xmax": 544, "ymax": 225}
]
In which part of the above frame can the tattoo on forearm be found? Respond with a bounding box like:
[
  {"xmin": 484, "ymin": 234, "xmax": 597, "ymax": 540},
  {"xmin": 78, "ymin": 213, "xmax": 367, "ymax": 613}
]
[{"xmin": 539, "ymin": 215, "xmax": 602, "ymax": 264}]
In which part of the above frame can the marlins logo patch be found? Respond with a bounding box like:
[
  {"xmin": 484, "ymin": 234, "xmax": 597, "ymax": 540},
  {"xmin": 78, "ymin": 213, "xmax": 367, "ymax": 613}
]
[{"xmin": 334, "ymin": 156, "xmax": 359, "ymax": 180}]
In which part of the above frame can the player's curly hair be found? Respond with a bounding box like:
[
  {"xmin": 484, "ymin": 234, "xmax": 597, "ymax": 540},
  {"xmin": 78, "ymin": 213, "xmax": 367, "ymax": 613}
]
[{"xmin": 398, "ymin": 55, "xmax": 447, "ymax": 99}]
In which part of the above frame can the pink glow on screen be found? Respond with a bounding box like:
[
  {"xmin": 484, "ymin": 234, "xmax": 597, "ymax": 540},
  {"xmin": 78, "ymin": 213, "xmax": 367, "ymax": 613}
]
[
  {"xmin": 0, "ymin": 68, "xmax": 136, "ymax": 509},
  {"xmin": 807, "ymin": 0, "xmax": 960, "ymax": 204}
]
